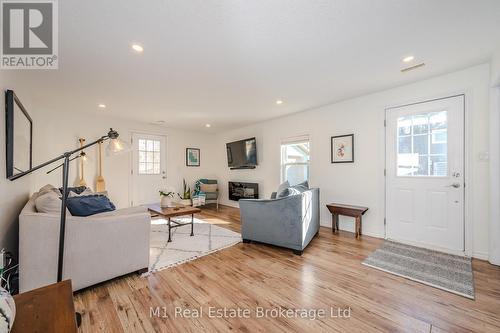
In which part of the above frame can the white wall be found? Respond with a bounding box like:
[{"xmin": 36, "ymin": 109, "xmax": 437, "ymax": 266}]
[
  {"xmin": 491, "ymin": 47, "xmax": 500, "ymax": 87},
  {"xmin": 30, "ymin": 109, "xmax": 218, "ymax": 209},
  {"xmin": 0, "ymin": 74, "xmax": 33, "ymax": 258},
  {"xmin": 214, "ymin": 64, "xmax": 491, "ymax": 259},
  {"xmin": 489, "ymin": 47, "xmax": 500, "ymax": 264}
]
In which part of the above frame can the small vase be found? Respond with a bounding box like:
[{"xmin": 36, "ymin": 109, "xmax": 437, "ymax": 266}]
[{"xmin": 160, "ymin": 196, "xmax": 172, "ymax": 208}]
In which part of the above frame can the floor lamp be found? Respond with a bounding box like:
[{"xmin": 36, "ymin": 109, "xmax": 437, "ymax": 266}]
[{"xmin": 10, "ymin": 128, "xmax": 130, "ymax": 286}]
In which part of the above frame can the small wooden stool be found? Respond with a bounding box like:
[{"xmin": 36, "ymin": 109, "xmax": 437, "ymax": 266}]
[{"xmin": 326, "ymin": 203, "xmax": 368, "ymax": 238}]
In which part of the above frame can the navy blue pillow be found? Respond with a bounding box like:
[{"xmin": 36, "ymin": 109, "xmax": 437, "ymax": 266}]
[{"xmin": 66, "ymin": 195, "xmax": 116, "ymax": 217}]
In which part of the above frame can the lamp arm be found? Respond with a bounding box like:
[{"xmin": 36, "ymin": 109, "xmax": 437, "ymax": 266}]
[
  {"xmin": 8, "ymin": 135, "xmax": 110, "ymax": 181},
  {"xmin": 46, "ymin": 154, "xmax": 81, "ymax": 175}
]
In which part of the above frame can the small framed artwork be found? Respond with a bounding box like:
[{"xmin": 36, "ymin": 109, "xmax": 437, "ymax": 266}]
[
  {"xmin": 331, "ymin": 134, "xmax": 354, "ymax": 163},
  {"xmin": 186, "ymin": 148, "xmax": 200, "ymax": 167}
]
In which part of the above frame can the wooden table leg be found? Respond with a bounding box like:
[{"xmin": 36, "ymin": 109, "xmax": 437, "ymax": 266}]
[
  {"xmin": 355, "ymin": 215, "xmax": 362, "ymax": 238},
  {"xmin": 332, "ymin": 213, "xmax": 340, "ymax": 233}
]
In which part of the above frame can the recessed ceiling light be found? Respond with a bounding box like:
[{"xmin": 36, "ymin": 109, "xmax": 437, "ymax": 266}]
[
  {"xmin": 155, "ymin": 120, "xmax": 165, "ymax": 125},
  {"xmin": 402, "ymin": 55, "xmax": 415, "ymax": 63},
  {"xmin": 98, "ymin": 104, "xmax": 106, "ymax": 109},
  {"xmin": 205, "ymin": 124, "xmax": 211, "ymax": 128},
  {"xmin": 276, "ymin": 100, "xmax": 283, "ymax": 105},
  {"xmin": 132, "ymin": 44, "xmax": 144, "ymax": 53}
]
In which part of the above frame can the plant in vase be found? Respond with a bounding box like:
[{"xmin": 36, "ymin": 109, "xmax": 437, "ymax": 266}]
[
  {"xmin": 178, "ymin": 179, "xmax": 192, "ymax": 206},
  {"xmin": 159, "ymin": 190, "xmax": 176, "ymax": 208}
]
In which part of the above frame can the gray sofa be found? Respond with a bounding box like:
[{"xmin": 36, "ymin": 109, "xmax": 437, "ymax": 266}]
[
  {"xmin": 239, "ymin": 188, "xmax": 320, "ymax": 255},
  {"xmin": 19, "ymin": 191, "xmax": 151, "ymax": 292}
]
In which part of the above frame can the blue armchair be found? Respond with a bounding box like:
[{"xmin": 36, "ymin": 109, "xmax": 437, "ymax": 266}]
[{"xmin": 239, "ymin": 188, "xmax": 320, "ymax": 255}]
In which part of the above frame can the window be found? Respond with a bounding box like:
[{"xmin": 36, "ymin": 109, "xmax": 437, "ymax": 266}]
[
  {"xmin": 138, "ymin": 139, "xmax": 161, "ymax": 174},
  {"xmin": 281, "ymin": 139, "xmax": 310, "ymax": 185},
  {"xmin": 397, "ymin": 111, "xmax": 448, "ymax": 177}
]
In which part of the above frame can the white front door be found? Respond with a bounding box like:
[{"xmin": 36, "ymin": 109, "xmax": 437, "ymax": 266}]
[
  {"xmin": 386, "ymin": 95, "xmax": 465, "ymax": 253},
  {"xmin": 131, "ymin": 133, "xmax": 167, "ymax": 206}
]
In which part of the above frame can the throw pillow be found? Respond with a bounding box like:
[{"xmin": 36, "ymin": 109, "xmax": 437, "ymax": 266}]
[
  {"xmin": 32, "ymin": 184, "xmax": 61, "ymax": 201},
  {"xmin": 289, "ymin": 181, "xmax": 310, "ymax": 193},
  {"xmin": 35, "ymin": 191, "xmax": 70, "ymax": 215},
  {"xmin": 200, "ymin": 184, "xmax": 218, "ymax": 193},
  {"xmin": 60, "ymin": 186, "xmax": 88, "ymax": 195},
  {"xmin": 68, "ymin": 188, "xmax": 94, "ymax": 197},
  {"xmin": 276, "ymin": 180, "xmax": 290, "ymax": 198},
  {"xmin": 66, "ymin": 195, "xmax": 116, "ymax": 217}
]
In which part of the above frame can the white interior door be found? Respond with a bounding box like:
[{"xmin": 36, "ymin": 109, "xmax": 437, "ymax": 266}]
[
  {"xmin": 386, "ymin": 95, "xmax": 465, "ymax": 253},
  {"xmin": 131, "ymin": 133, "xmax": 167, "ymax": 206}
]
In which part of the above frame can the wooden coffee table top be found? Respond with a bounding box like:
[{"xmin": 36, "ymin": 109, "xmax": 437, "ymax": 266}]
[
  {"xmin": 146, "ymin": 203, "xmax": 201, "ymax": 218},
  {"xmin": 11, "ymin": 280, "xmax": 77, "ymax": 333}
]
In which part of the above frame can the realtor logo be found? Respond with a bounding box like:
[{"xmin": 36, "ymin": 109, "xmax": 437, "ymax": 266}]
[{"xmin": 1, "ymin": 0, "xmax": 58, "ymax": 69}]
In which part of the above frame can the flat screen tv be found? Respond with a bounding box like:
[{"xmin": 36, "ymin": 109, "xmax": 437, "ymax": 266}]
[{"xmin": 226, "ymin": 137, "xmax": 257, "ymax": 169}]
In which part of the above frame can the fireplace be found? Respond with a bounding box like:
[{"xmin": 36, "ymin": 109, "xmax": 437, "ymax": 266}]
[{"xmin": 228, "ymin": 181, "xmax": 259, "ymax": 201}]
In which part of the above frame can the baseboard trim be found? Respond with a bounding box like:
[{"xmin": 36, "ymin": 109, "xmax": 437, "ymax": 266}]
[{"xmin": 472, "ymin": 251, "xmax": 489, "ymax": 261}]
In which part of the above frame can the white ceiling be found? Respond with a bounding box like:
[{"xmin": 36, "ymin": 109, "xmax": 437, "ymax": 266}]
[{"xmin": 11, "ymin": 0, "xmax": 500, "ymax": 131}]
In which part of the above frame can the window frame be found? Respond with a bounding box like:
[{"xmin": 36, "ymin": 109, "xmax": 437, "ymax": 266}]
[
  {"xmin": 137, "ymin": 138, "xmax": 162, "ymax": 175},
  {"xmin": 280, "ymin": 138, "xmax": 310, "ymax": 184}
]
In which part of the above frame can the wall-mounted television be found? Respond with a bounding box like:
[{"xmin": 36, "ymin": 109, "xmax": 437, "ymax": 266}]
[{"xmin": 226, "ymin": 137, "xmax": 257, "ymax": 169}]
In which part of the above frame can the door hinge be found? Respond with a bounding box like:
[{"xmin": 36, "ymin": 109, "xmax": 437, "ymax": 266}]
[
  {"xmin": 384, "ymin": 119, "xmax": 387, "ymax": 127},
  {"xmin": 384, "ymin": 218, "xmax": 386, "ymax": 225},
  {"xmin": 131, "ymin": 169, "xmax": 133, "ymax": 175},
  {"xmin": 384, "ymin": 169, "xmax": 386, "ymax": 176}
]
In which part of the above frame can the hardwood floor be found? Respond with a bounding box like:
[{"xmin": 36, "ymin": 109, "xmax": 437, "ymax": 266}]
[{"xmin": 74, "ymin": 205, "xmax": 500, "ymax": 333}]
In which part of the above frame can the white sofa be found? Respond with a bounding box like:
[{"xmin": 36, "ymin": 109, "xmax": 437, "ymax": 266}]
[{"xmin": 19, "ymin": 191, "xmax": 151, "ymax": 292}]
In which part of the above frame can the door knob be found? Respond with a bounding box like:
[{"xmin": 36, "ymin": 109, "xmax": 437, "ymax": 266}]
[{"xmin": 447, "ymin": 183, "xmax": 461, "ymax": 188}]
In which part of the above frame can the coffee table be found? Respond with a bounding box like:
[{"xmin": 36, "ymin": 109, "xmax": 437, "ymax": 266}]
[{"xmin": 147, "ymin": 204, "xmax": 201, "ymax": 242}]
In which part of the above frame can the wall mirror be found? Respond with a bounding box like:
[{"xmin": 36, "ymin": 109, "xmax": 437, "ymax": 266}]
[{"xmin": 5, "ymin": 90, "xmax": 33, "ymax": 180}]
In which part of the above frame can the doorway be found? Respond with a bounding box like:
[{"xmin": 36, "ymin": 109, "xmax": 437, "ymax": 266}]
[
  {"xmin": 130, "ymin": 132, "xmax": 167, "ymax": 206},
  {"xmin": 385, "ymin": 95, "xmax": 465, "ymax": 253}
]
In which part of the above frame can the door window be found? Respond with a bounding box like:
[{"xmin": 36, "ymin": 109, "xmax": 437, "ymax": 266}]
[
  {"xmin": 397, "ymin": 111, "xmax": 447, "ymax": 177},
  {"xmin": 138, "ymin": 139, "xmax": 161, "ymax": 175}
]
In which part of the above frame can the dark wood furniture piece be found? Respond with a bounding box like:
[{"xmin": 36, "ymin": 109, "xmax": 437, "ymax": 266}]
[
  {"xmin": 147, "ymin": 204, "xmax": 201, "ymax": 242},
  {"xmin": 11, "ymin": 279, "xmax": 78, "ymax": 333},
  {"xmin": 326, "ymin": 203, "xmax": 368, "ymax": 238}
]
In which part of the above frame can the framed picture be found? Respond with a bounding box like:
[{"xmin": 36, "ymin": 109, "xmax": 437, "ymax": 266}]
[
  {"xmin": 331, "ymin": 134, "xmax": 354, "ymax": 163},
  {"xmin": 186, "ymin": 148, "xmax": 200, "ymax": 167},
  {"xmin": 5, "ymin": 90, "xmax": 33, "ymax": 179}
]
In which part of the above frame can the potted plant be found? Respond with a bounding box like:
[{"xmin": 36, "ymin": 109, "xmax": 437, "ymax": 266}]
[
  {"xmin": 178, "ymin": 179, "xmax": 192, "ymax": 206},
  {"xmin": 159, "ymin": 190, "xmax": 176, "ymax": 208}
]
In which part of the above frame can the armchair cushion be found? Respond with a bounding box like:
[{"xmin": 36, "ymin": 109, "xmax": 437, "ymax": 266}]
[{"xmin": 200, "ymin": 183, "xmax": 218, "ymax": 192}]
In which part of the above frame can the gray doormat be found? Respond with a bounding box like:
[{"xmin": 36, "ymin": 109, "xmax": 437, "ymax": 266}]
[{"xmin": 362, "ymin": 241, "xmax": 474, "ymax": 299}]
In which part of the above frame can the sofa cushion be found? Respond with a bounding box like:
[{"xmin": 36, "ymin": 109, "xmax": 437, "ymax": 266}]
[
  {"xmin": 66, "ymin": 195, "xmax": 116, "ymax": 217},
  {"xmin": 35, "ymin": 191, "xmax": 70, "ymax": 215},
  {"xmin": 276, "ymin": 180, "xmax": 290, "ymax": 198},
  {"xmin": 200, "ymin": 183, "xmax": 217, "ymax": 193}
]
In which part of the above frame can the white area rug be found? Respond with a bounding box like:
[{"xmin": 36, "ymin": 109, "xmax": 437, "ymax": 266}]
[{"xmin": 146, "ymin": 217, "xmax": 242, "ymax": 274}]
